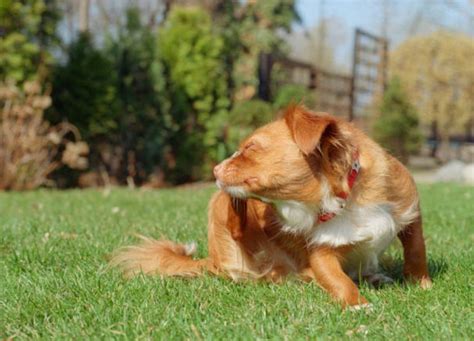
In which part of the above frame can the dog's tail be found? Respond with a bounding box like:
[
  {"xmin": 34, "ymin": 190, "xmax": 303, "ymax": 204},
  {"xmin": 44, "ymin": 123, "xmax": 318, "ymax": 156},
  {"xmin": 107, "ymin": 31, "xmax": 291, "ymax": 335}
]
[{"xmin": 109, "ymin": 236, "xmax": 211, "ymax": 278}]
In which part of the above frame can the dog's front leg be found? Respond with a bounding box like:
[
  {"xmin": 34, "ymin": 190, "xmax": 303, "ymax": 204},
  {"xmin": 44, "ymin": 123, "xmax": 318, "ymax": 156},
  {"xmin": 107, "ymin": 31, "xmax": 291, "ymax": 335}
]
[{"xmin": 309, "ymin": 245, "xmax": 368, "ymax": 308}]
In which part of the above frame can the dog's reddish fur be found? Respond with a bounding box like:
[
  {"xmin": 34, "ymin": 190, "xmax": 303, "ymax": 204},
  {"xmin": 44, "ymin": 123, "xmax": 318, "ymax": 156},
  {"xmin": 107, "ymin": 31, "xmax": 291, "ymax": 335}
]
[{"xmin": 111, "ymin": 105, "xmax": 431, "ymax": 307}]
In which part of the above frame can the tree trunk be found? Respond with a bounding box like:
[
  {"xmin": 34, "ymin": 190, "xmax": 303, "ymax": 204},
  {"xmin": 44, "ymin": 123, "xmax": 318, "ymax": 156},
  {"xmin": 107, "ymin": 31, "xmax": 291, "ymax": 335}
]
[
  {"xmin": 436, "ymin": 134, "xmax": 451, "ymax": 163},
  {"xmin": 430, "ymin": 120, "xmax": 438, "ymax": 159},
  {"xmin": 79, "ymin": 0, "xmax": 90, "ymax": 33}
]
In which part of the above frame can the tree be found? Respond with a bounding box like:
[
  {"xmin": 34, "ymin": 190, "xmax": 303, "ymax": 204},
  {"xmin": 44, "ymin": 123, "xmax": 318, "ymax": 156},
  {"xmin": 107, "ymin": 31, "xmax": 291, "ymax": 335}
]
[
  {"xmin": 390, "ymin": 31, "xmax": 474, "ymax": 152},
  {"xmin": 283, "ymin": 19, "xmax": 345, "ymax": 72},
  {"xmin": 210, "ymin": 0, "xmax": 300, "ymax": 102},
  {"xmin": 50, "ymin": 33, "xmax": 118, "ymax": 139},
  {"xmin": 49, "ymin": 33, "xmax": 120, "ymax": 185},
  {"xmin": 106, "ymin": 6, "xmax": 170, "ymax": 183},
  {"xmin": 373, "ymin": 77, "xmax": 421, "ymax": 164}
]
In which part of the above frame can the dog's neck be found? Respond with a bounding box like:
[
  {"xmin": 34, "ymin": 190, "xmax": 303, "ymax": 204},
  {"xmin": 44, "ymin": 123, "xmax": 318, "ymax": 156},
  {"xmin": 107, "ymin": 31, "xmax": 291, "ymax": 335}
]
[
  {"xmin": 275, "ymin": 151, "xmax": 361, "ymax": 235},
  {"xmin": 274, "ymin": 177, "xmax": 348, "ymax": 235}
]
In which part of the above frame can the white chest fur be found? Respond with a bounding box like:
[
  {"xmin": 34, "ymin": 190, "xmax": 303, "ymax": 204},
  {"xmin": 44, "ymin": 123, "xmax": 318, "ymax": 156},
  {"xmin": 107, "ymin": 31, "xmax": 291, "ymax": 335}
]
[
  {"xmin": 275, "ymin": 198, "xmax": 409, "ymax": 277},
  {"xmin": 276, "ymin": 200, "xmax": 317, "ymax": 235},
  {"xmin": 309, "ymin": 204, "xmax": 399, "ymax": 250},
  {"xmin": 276, "ymin": 201, "xmax": 400, "ymax": 248}
]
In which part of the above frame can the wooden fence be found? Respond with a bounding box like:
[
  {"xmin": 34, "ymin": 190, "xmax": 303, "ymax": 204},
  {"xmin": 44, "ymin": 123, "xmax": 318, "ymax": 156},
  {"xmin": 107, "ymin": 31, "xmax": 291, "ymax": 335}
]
[{"xmin": 258, "ymin": 28, "xmax": 388, "ymax": 122}]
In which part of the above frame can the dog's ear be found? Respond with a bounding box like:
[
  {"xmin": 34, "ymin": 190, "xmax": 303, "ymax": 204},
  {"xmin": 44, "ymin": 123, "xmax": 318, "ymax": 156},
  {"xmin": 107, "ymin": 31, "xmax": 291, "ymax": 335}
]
[
  {"xmin": 284, "ymin": 105, "xmax": 353, "ymax": 182},
  {"xmin": 284, "ymin": 105, "xmax": 337, "ymax": 156}
]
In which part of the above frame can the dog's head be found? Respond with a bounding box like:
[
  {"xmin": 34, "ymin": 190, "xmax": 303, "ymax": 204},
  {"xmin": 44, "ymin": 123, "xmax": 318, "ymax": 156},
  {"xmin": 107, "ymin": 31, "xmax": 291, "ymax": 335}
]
[{"xmin": 214, "ymin": 105, "xmax": 354, "ymax": 203}]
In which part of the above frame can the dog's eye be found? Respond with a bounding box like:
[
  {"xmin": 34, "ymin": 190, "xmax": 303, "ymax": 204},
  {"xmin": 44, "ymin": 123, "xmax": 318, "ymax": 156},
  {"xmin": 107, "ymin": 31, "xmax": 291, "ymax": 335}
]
[{"xmin": 243, "ymin": 142, "xmax": 256, "ymax": 151}]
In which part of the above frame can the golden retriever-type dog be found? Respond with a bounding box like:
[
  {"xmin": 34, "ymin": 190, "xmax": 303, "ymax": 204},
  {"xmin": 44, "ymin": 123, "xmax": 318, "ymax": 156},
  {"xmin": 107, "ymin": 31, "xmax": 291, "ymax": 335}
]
[{"xmin": 111, "ymin": 105, "xmax": 431, "ymax": 308}]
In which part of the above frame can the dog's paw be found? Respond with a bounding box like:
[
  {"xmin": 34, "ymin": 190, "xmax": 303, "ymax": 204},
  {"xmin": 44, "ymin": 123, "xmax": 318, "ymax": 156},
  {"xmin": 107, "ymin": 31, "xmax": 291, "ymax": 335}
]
[
  {"xmin": 183, "ymin": 241, "xmax": 197, "ymax": 256},
  {"xmin": 366, "ymin": 273, "xmax": 394, "ymax": 288},
  {"xmin": 348, "ymin": 303, "xmax": 374, "ymax": 312},
  {"xmin": 420, "ymin": 277, "xmax": 433, "ymax": 290}
]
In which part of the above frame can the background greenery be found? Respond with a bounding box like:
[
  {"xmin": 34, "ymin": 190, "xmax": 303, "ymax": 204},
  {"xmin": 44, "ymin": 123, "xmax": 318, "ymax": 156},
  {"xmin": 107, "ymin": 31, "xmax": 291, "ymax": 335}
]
[
  {"xmin": 2, "ymin": 1, "xmax": 471, "ymax": 189},
  {"xmin": 1, "ymin": 0, "xmax": 299, "ymax": 188},
  {"xmin": 373, "ymin": 77, "xmax": 422, "ymax": 164},
  {"xmin": 1, "ymin": 183, "xmax": 473, "ymax": 338}
]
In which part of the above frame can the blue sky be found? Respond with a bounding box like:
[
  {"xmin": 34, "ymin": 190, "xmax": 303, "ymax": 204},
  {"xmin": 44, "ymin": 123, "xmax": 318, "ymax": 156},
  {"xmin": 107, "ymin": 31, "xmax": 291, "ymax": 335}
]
[
  {"xmin": 293, "ymin": 0, "xmax": 473, "ymax": 69},
  {"xmin": 297, "ymin": 0, "xmax": 387, "ymax": 34},
  {"xmin": 296, "ymin": 0, "xmax": 473, "ymax": 39}
]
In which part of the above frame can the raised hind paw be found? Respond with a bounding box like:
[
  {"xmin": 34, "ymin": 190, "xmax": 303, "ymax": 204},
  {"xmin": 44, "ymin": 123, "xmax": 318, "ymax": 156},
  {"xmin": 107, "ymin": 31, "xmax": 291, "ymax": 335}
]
[{"xmin": 365, "ymin": 273, "xmax": 395, "ymax": 288}]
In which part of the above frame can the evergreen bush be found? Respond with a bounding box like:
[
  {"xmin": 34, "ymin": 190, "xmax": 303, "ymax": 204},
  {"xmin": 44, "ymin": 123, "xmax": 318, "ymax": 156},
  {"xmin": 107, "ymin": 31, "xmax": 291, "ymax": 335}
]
[{"xmin": 373, "ymin": 77, "xmax": 422, "ymax": 164}]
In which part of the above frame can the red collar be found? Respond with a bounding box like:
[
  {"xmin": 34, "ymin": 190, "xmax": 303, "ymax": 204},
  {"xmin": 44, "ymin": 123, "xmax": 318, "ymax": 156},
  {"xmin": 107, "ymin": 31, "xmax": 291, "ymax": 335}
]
[{"xmin": 318, "ymin": 151, "xmax": 360, "ymax": 223}]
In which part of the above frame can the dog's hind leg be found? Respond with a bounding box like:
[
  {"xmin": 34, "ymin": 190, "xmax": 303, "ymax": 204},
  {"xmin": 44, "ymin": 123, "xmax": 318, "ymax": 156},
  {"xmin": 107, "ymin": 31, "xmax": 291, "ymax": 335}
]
[
  {"xmin": 207, "ymin": 192, "xmax": 298, "ymax": 281},
  {"xmin": 398, "ymin": 216, "xmax": 432, "ymax": 289},
  {"xmin": 207, "ymin": 192, "xmax": 269, "ymax": 280}
]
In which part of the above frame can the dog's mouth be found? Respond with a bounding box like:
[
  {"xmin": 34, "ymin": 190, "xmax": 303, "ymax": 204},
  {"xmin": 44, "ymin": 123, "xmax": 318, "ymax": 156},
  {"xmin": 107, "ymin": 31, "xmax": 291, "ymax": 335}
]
[
  {"xmin": 215, "ymin": 180, "xmax": 250, "ymax": 199},
  {"xmin": 216, "ymin": 177, "xmax": 260, "ymax": 197},
  {"xmin": 215, "ymin": 178, "xmax": 275, "ymax": 204}
]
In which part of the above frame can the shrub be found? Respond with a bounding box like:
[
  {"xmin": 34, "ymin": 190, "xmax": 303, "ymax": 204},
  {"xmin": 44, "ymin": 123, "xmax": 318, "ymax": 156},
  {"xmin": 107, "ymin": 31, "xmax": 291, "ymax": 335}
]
[
  {"xmin": 0, "ymin": 81, "xmax": 88, "ymax": 190},
  {"xmin": 0, "ymin": 0, "xmax": 61, "ymax": 82},
  {"xmin": 226, "ymin": 99, "xmax": 274, "ymax": 151},
  {"xmin": 373, "ymin": 77, "xmax": 422, "ymax": 164},
  {"xmin": 158, "ymin": 7, "xmax": 230, "ymax": 183},
  {"xmin": 273, "ymin": 84, "xmax": 317, "ymax": 110}
]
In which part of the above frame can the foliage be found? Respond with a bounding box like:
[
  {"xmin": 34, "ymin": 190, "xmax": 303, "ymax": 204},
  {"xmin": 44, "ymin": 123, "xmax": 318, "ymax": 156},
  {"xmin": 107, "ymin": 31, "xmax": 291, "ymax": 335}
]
[
  {"xmin": 51, "ymin": 33, "xmax": 118, "ymax": 139},
  {"xmin": 273, "ymin": 84, "xmax": 317, "ymax": 110},
  {"xmin": 0, "ymin": 1, "xmax": 302, "ymax": 186},
  {"xmin": 158, "ymin": 7, "xmax": 230, "ymax": 182},
  {"xmin": 373, "ymin": 78, "xmax": 422, "ymax": 164},
  {"xmin": 213, "ymin": 0, "xmax": 300, "ymax": 102},
  {"xmin": 0, "ymin": 81, "xmax": 87, "ymax": 190},
  {"xmin": 0, "ymin": 0, "xmax": 60, "ymax": 82},
  {"xmin": 390, "ymin": 31, "xmax": 474, "ymax": 139},
  {"xmin": 226, "ymin": 99, "xmax": 274, "ymax": 151}
]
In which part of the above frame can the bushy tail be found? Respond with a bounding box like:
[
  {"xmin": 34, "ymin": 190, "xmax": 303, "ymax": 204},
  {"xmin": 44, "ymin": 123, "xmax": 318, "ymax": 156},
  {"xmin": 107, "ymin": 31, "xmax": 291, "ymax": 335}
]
[{"xmin": 109, "ymin": 236, "xmax": 210, "ymax": 278}]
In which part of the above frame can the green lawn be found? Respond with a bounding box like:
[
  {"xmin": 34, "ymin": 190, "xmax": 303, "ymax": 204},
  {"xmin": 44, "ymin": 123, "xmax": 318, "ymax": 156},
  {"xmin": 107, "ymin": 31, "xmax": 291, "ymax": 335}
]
[{"xmin": 1, "ymin": 184, "xmax": 473, "ymax": 339}]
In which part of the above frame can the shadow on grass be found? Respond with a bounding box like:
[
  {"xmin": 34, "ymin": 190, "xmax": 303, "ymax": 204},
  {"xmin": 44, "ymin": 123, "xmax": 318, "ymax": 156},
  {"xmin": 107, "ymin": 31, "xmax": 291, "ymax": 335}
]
[{"xmin": 380, "ymin": 256, "xmax": 448, "ymax": 285}]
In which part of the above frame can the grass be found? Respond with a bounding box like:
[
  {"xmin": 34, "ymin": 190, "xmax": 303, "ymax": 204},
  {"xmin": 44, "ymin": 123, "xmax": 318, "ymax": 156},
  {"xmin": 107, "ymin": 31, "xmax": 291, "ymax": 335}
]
[{"xmin": 1, "ymin": 183, "xmax": 473, "ymax": 339}]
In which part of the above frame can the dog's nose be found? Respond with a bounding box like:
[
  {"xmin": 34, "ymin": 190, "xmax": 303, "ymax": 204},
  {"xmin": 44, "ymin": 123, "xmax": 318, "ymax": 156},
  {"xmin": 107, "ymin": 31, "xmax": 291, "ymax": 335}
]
[{"xmin": 213, "ymin": 164, "xmax": 222, "ymax": 178}]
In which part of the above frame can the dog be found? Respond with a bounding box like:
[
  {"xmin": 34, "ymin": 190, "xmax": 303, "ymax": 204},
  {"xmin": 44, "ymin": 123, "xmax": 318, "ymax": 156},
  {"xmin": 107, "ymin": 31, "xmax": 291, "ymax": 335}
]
[{"xmin": 111, "ymin": 105, "xmax": 431, "ymax": 308}]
